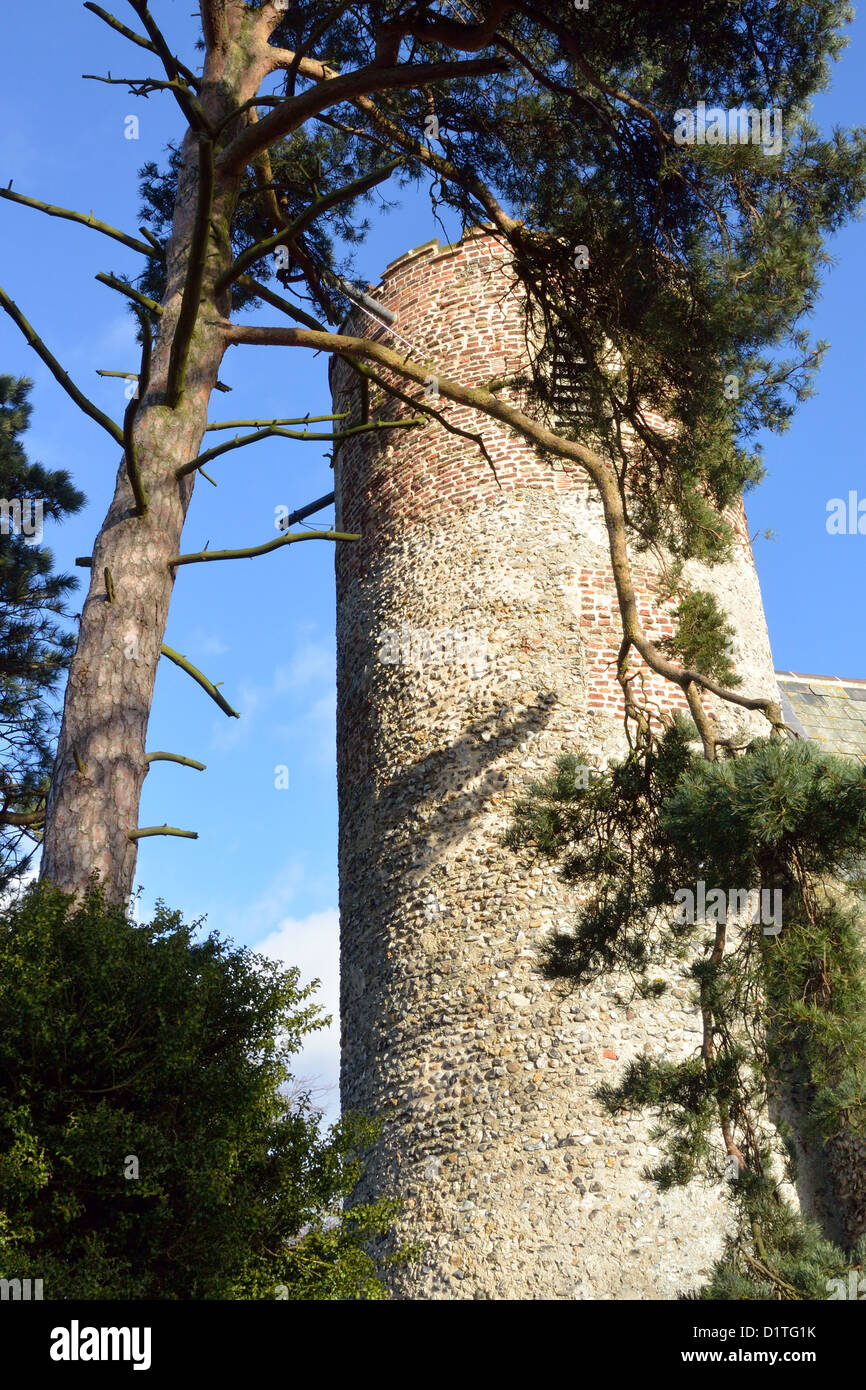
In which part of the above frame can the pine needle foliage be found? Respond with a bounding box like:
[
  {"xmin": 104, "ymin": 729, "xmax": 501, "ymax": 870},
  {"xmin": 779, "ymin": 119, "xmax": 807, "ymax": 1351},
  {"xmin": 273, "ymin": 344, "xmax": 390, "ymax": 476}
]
[
  {"xmin": 0, "ymin": 377, "xmax": 83, "ymax": 888},
  {"xmin": 507, "ymin": 725, "xmax": 866, "ymax": 1296}
]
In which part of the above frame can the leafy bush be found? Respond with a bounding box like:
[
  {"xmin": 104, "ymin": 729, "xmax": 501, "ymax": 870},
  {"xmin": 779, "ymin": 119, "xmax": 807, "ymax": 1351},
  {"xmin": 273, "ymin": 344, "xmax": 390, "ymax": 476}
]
[{"xmin": 0, "ymin": 882, "xmax": 401, "ymax": 1299}]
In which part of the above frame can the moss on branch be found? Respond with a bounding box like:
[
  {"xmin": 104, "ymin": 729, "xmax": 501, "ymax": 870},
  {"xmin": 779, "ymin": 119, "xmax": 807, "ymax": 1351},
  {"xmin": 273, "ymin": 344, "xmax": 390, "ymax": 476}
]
[
  {"xmin": 159, "ymin": 644, "xmax": 240, "ymax": 719},
  {"xmin": 167, "ymin": 529, "xmax": 359, "ymax": 565},
  {"xmin": 145, "ymin": 752, "xmax": 206, "ymax": 771},
  {"xmin": 0, "ymin": 286, "xmax": 123, "ymax": 446},
  {"xmin": 95, "ymin": 272, "xmax": 163, "ymax": 316},
  {"xmin": 127, "ymin": 825, "xmax": 198, "ymax": 841},
  {"xmin": 0, "ymin": 186, "xmax": 159, "ymax": 259}
]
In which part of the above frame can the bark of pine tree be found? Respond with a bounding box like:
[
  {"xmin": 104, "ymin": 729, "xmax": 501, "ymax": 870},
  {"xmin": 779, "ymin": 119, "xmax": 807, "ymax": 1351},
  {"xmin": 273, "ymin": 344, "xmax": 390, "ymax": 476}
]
[{"xmin": 40, "ymin": 11, "xmax": 267, "ymax": 899}]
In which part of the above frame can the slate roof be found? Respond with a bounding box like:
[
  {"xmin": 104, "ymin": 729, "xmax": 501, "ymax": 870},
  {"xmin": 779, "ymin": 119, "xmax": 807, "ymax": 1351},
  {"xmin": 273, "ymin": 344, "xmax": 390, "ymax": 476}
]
[{"xmin": 775, "ymin": 672, "xmax": 866, "ymax": 764}]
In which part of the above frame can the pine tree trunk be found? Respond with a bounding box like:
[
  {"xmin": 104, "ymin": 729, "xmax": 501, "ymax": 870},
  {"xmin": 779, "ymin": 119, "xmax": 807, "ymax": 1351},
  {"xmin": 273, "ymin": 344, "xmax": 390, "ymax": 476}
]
[{"xmin": 40, "ymin": 26, "xmax": 262, "ymax": 900}]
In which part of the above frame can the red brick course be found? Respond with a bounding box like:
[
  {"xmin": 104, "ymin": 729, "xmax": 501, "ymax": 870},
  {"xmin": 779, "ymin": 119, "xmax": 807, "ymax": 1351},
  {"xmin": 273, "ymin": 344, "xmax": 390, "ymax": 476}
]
[{"xmin": 332, "ymin": 230, "xmax": 757, "ymax": 728}]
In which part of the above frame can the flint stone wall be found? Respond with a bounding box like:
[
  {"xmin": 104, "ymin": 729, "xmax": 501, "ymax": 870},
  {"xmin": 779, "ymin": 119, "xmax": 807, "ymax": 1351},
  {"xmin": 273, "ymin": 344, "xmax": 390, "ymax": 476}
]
[{"xmin": 332, "ymin": 230, "xmax": 810, "ymax": 1299}]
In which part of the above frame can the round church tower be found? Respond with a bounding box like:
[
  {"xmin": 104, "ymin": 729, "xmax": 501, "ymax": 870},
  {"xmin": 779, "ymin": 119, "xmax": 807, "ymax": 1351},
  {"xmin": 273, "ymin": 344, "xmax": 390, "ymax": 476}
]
[{"xmin": 331, "ymin": 229, "xmax": 784, "ymax": 1299}]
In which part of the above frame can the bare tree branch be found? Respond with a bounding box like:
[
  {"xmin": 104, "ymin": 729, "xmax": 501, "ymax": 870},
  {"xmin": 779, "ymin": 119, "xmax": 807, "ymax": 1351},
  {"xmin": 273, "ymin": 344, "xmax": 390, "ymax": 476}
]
[
  {"xmin": 167, "ymin": 529, "xmax": 359, "ymax": 566},
  {"xmin": 0, "ymin": 286, "xmax": 124, "ymax": 445},
  {"xmin": 213, "ymin": 95, "xmax": 283, "ymax": 137},
  {"xmin": 166, "ymin": 136, "xmax": 215, "ymax": 407},
  {"xmin": 137, "ymin": 224, "xmax": 166, "ymax": 257},
  {"xmin": 128, "ymin": 824, "xmax": 198, "ymax": 840},
  {"xmin": 95, "ymin": 271, "xmax": 163, "ymax": 316},
  {"xmin": 338, "ymin": 352, "xmax": 501, "ymax": 481},
  {"xmin": 83, "ymin": 71, "xmax": 189, "ymax": 95},
  {"xmin": 126, "ymin": 0, "xmax": 212, "ymax": 130},
  {"xmin": 205, "ymin": 412, "xmax": 347, "ymax": 431},
  {"xmin": 0, "ymin": 186, "xmax": 159, "ymax": 258},
  {"xmin": 176, "ymin": 414, "xmax": 422, "ymax": 480},
  {"xmin": 215, "ymin": 159, "xmax": 403, "ymax": 293},
  {"xmin": 159, "ymin": 643, "xmax": 240, "ymax": 718},
  {"xmin": 235, "ymin": 274, "xmax": 327, "ymax": 332},
  {"xmin": 145, "ymin": 752, "xmax": 206, "ymax": 770},
  {"xmin": 222, "ymin": 319, "xmax": 784, "ymax": 726},
  {"xmin": 84, "ymin": 2, "xmax": 200, "ymax": 87}
]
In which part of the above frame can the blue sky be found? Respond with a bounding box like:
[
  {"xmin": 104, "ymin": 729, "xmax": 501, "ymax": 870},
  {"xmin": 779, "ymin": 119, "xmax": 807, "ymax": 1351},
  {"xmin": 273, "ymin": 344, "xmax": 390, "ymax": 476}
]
[{"xmin": 1, "ymin": 3, "xmax": 864, "ymax": 1116}]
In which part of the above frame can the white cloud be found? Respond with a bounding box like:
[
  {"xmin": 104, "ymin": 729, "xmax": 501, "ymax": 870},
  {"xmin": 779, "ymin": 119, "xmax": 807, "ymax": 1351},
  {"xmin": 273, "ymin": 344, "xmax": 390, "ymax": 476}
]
[
  {"xmin": 67, "ymin": 312, "xmax": 137, "ymax": 368},
  {"xmin": 279, "ymin": 639, "xmax": 333, "ymax": 689},
  {"xmin": 309, "ymin": 690, "xmax": 336, "ymax": 723},
  {"xmin": 186, "ymin": 628, "xmax": 230, "ymax": 658},
  {"xmin": 207, "ymin": 638, "xmax": 335, "ymax": 758},
  {"xmin": 254, "ymin": 907, "xmax": 340, "ymax": 1123},
  {"xmin": 207, "ymin": 677, "xmax": 265, "ymax": 753},
  {"xmin": 241, "ymin": 859, "xmax": 308, "ymax": 928},
  {"xmin": 273, "ymin": 688, "xmax": 335, "ymax": 765}
]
